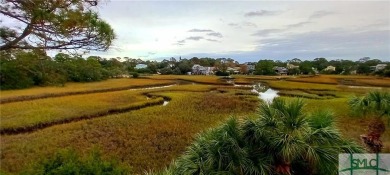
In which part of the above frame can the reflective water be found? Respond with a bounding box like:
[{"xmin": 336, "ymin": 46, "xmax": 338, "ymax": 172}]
[
  {"xmin": 129, "ymin": 84, "xmax": 175, "ymax": 91},
  {"xmin": 250, "ymin": 83, "xmax": 279, "ymax": 102}
]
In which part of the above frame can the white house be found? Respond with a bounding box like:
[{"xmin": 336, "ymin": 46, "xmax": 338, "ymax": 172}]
[
  {"xmin": 192, "ymin": 64, "xmax": 214, "ymax": 75},
  {"xmin": 375, "ymin": 64, "xmax": 387, "ymax": 72},
  {"xmin": 287, "ymin": 63, "xmax": 299, "ymax": 69},
  {"xmin": 324, "ymin": 65, "xmax": 336, "ymax": 72}
]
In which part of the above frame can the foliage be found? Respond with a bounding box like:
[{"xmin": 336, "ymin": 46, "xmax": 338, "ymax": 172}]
[
  {"xmin": 349, "ymin": 91, "xmax": 390, "ymax": 118},
  {"xmin": 0, "ymin": 0, "xmax": 115, "ymax": 51},
  {"xmin": 349, "ymin": 91, "xmax": 390, "ymax": 152},
  {"xmin": 132, "ymin": 72, "xmax": 139, "ymax": 78},
  {"xmin": 0, "ymin": 51, "xmax": 132, "ymax": 89},
  {"xmin": 215, "ymin": 70, "xmax": 229, "ymax": 76},
  {"xmin": 169, "ymin": 99, "xmax": 362, "ymax": 174},
  {"xmin": 23, "ymin": 148, "xmax": 128, "ymax": 175},
  {"xmin": 0, "ymin": 50, "xmax": 67, "ymax": 89},
  {"xmin": 255, "ymin": 60, "xmax": 276, "ymax": 75}
]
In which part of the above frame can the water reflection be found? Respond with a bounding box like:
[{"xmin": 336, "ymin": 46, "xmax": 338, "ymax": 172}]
[{"xmin": 251, "ymin": 83, "xmax": 279, "ymax": 102}]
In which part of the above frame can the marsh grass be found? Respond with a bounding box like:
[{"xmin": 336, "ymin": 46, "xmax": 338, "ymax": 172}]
[
  {"xmin": 0, "ymin": 78, "xmax": 175, "ymax": 103},
  {"xmin": 1, "ymin": 75, "xmax": 389, "ymax": 174},
  {"xmin": 1, "ymin": 90, "xmax": 258, "ymax": 174},
  {"xmin": 266, "ymin": 80, "xmax": 339, "ymax": 91},
  {"xmin": 0, "ymin": 91, "xmax": 161, "ymax": 132}
]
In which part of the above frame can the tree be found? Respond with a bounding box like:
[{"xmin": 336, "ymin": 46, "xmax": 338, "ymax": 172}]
[
  {"xmin": 239, "ymin": 64, "xmax": 248, "ymax": 74},
  {"xmin": 312, "ymin": 57, "xmax": 328, "ymax": 71},
  {"xmin": 255, "ymin": 60, "xmax": 275, "ymax": 75},
  {"xmin": 299, "ymin": 60, "xmax": 314, "ymax": 75},
  {"xmin": 349, "ymin": 91, "xmax": 390, "ymax": 153},
  {"xmin": 171, "ymin": 99, "xmax": 362, "ymax": 175},
  {"xmin": 0, "ymin": 0, "xmax": 115, "ymax": 52}
]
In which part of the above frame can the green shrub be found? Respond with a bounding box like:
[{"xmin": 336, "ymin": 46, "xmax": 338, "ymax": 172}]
[
  {"xmin": 23, "ymin": 149, "xmax": 129, "ymax": 175},
  {"xmin": 215, "ymin": 71, "xmax": 229, "ymax": 76},
  {"xmin": 132, "ymin": 72, "xmax": 139, "ymax": 78}
]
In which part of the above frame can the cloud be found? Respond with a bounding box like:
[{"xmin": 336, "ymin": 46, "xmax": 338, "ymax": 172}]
[
  {"xmin": 228, "ymin": 22, "xmax": 257, "ymax": 28},
  {"xmin": 309, "ymin": 11, "xmax": 334, "ymax": 19},
  {"xmin": 188, "ymin": 29, "xmax": 214, "ymax": 32},
  {"xmin": 175, "ymin": 40, "xmax": 186, "ymax": 46},
  {"xmin": 254, "ymin": 29, "xmax": 390, "ymax": 59},
  {"xmin": 252, "ymin": 29, "xmax": 284, "ymax": 36},
  {"xmin": 207, "ymin": 32, "xmax": 223, "ymax": 38},
  {"xmin": 174, "ymin": 36, "xmax": 220, "ymax": 46},
  {"xmin": 186, "ymin": 36, "xmax": 204, "ymax": 41},
  {"xmin": 243, "ymin": 22, "xmax": 257, "ymax": 27},
  {"xmin": 205, "ymin": 38, "xmax": 219, "ymax": 42},
  {"xmin": 228, "ymin": 23, "xmax": 239, "ymax": 27},
  {"xmin": 252, "ymin": 21, "xmax": 313, "ymax": 37},
  {"xmin": 286, "ymin": 21, "xmax": 312, "ymax": 28},
  {"xmin": 244, "ymin": 10, "xmax": 279, "ymax": 17}
]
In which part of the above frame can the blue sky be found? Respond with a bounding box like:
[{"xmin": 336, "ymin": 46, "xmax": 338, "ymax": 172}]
[{"xmin": 86, "ymin": 1, "xmax": 390, "ymax": 62}]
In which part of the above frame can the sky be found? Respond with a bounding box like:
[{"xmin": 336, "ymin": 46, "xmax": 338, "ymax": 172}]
[{"xmin": 56, "ymin": 1, "xmax": 390, "ymax": 62}]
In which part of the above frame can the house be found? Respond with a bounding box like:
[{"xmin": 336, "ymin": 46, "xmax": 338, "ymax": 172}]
[
  {"xmin": 192, "ymin": 64, "xmax": 214, "ymax": 75},
  {"xmin": 324, "ymin": 65, "xmax": 336, "ymax": 72},
  {"xmin": 135, "ymin": 64, "xmax": 147, "ymax": 69},
  {"xmin": 273, "ymin": 66, "xmax": 288, "ymax": 75},
  {"xmin": 192, "ymin": 64, "xmax": 204, "ymax": 75},
  {"xmin": 374, "ymin": 64, "xmax": 387, "ymax": 72},
  {"xmin": 227, "ymin": 67, "xmax": 240, "ymax": 74},
  {"xmin": 244, "ymin": 62, "xmax": 256, "ymax": 72}
]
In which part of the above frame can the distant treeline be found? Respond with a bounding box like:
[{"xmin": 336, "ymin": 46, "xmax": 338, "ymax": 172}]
[{"xmin": 0, "ymin": 50, "xmax": 389, "ymax": 89}]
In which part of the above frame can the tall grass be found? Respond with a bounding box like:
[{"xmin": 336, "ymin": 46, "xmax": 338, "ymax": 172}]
[
  {"xmin": 1, "ymin": 89, "xmax": 258, "ymax": 174},
  {"xmin": 1, "ymin": 75, "xmax": 389, "ymax": 174},
  {"xmin": 0, "ymin": 78, "xmax": 175, "ymax": 102},
  {"xmin": 1, "ymin": 90, "xmax": 155, "ymax": 132}
]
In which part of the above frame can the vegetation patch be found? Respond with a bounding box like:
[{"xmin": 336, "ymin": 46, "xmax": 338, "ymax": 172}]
[{"xmin": 0, "ymin": 79, "xmax": 175, "ymax": 104}]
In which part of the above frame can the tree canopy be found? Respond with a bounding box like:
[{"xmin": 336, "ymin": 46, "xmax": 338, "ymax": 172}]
[{"xmin": 0, "ymin": 0, "xmax": 115, "ymax": 51}]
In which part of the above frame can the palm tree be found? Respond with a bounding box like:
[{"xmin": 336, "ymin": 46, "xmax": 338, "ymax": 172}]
[
  {"xmin": 349, "ymin": 91, "xmax": 390, "ymax": 153},
  {"xmin": 243, "ymin": 99, "xmax": 361, "ymax": 175},
  {"xmin": 169, "ymin": 99, "xmax": 362, "ymax": 175}
]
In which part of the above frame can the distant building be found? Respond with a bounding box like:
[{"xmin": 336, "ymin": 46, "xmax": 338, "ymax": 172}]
[
  {"xmin": 244, "ymin": 62, "xmax": 256, "ymax": 72},
  {"xmin": 192, "ymin": 64, "xmax": 214, "ymax": 75},
  {"xmin": 135, "ymin": 64, "xmax": 147, "ymax": 69},
  {"xmin": 227, "ymin": 67, "xmax": 240, "ymax": 74},
  {"xmin": 374, "ymin": 64, "xmax": 387, "ymax": 72},
  {"xmin": 273, "ymin": 66, "xmax": 288, "ymax": 75},
  {"xmin": 286, "ymin": 63, "xmax": 299, "ymax": 69},
  {"xmin": 324, "ymin": 65, "xmax": 336, "ymax": 72}
]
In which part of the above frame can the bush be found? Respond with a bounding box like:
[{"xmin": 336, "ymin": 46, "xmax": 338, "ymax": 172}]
[
  {"xmin": 132, "ymin": 72, "xmax": 139, "ymax": 78},
  {"xmin": 215, "ymin": 71, "xmax": 229, "ymax": 76},
  {"xmin": 23, "ymin": 149, "xmax": 129, "ymax": 175}
]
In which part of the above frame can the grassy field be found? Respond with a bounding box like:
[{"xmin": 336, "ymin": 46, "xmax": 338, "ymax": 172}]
[
  {"xmin": 0, "ymin": 75, "xmax": 389, "ymax": 174},
  {"xmin": 0, "ymin": 78, "xmax": 175, "ymax": 103}
]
